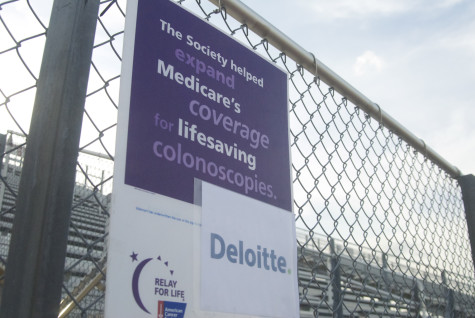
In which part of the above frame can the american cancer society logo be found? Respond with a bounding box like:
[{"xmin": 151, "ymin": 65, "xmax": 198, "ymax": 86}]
[
  {"xmin": 157, "ymin": 300, "xmax": 187, "ymax": 318},
  {"xmin": 130, "ymin": 251, "xmax": 187, "ymax": 317}
]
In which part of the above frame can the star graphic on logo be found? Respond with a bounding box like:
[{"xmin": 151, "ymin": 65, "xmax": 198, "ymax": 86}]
[{"xmin": 130, "ymin": 251, "xmax": 138, "ymax": 262}]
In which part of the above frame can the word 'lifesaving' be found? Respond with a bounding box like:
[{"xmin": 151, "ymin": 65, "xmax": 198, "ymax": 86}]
[{"xmin": 210, "ymin": 233, "xmax": 287, "ymax": 274}]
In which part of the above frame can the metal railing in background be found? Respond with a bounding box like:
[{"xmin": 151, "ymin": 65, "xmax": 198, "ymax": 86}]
[{"xmin": 0, "ymin": 0, "xmax": 474, "ymax": 317}]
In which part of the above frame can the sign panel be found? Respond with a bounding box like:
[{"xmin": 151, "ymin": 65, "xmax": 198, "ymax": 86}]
[
  {"xmin": 124, "ymin": 0, "xmax": 291, "ymax": 211},
  {"xmin": 105, "ymin": 0, "xmax": 297, "ymax": 317},
  {"xmin": 104, "ymin": 190, "xmax": 196, "ymax": 318},
  {"xmin": 201, "ymin": 182, "xmax": 299, "ymax": 317}
]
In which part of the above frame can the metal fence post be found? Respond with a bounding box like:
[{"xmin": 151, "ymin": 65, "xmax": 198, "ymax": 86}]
[
  {"xmin": 330, "ymin": 238, "xmax": 343, "ymax": 317},
  {"xmin": 382, "ymin": 252, "xmax": 390, "ymax": 292},
  {"xmin": 442, "ymin": 271, "xmax": 455, "ymax": 318},
  {"xmin": 0, "ymin": 134, "xmax": 5, "ymax": 170},
  {"xmin": 0, "ymin": 0, "xmax": 100, "ymax": 316},
  {"xmin": 459, "ymin": 174, "xmax": 475, "ymax": 273},
  {"xmin": 414, "ymin": 279, "xmax": 427, "ymax": 317}
]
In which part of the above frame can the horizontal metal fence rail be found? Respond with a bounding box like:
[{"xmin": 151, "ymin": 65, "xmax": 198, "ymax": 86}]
[{"xmin": 0, "ymin": 0, "xmax": 474, "ymax": 317}]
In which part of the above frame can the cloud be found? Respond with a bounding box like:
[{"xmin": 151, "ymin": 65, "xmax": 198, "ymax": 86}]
[
  {"xmin": 301, "ymin": 0, "xmax": 414, "ymax": 20},
  {"xmin": 353, "ymin": 51, "xmax": 384, "ymax": 76},
  {"xmin": 299, "ymin": 0, "xmax": 467, "ymax": 20},
  {"xmin": 435, "ymin": 0, "xmax": 465, "ymax": 8},
  {"xmin": 438, "ymin": 21, "xmax": 475, "ymax": 53}
]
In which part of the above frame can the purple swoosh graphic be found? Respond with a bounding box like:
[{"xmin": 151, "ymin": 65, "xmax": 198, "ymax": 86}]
[{"xmin": 132, "ymin": 258, "xmax": 153, "ymax": 314}]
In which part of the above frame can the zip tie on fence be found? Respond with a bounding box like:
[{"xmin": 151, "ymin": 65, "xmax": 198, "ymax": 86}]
[
  {"xmin": 375, "ymin": 103, "xmax": 383, "ymax": 127},
  {"xmin": 421, "ymin": 139, "xmax": 428, "ymax": 160},
  {"xmin": 208, "ymin": 0, "xmax": 223, "ymax": 19},
  {"xmin": 309, "ymin": 52, "xmax": 318, "ymax": 83},
  {"xmin": 215, "ymin": 0, "xmax": 223, "ymax": 18},
  {"xmin": 272, "ymin": 52, "xmax": 286, "ymax": 64},
  {"xmin": 218, "ymin": 0, "xmax": 228, "ymax": 20},
  {"xmin": 252, "ymin": 38, "xmax": 268, "ymax": 51},
  {"xmin": 100, "ymin": 0, "xmax": 117, "ymax": 17}
]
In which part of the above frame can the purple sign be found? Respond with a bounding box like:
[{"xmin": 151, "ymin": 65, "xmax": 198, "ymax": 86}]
[{"xmin": 125, "ymin": 0, "xmax": 291, "ymax": 211}]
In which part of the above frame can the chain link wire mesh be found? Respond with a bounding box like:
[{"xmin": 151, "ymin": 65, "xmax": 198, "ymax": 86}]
[{"xmin": 1, "ymin": 0, "xmax": 474, "ymax": 317}]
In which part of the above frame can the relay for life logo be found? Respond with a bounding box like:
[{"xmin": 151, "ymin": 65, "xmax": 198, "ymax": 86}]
[{"xmin": 129, "ymin": 250, "xmax": 187, "ymax": 318}]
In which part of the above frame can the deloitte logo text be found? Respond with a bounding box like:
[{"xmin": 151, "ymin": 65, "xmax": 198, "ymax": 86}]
[{"xmin": 210, "ymin": 233, "xmax": 288, "ymax": 274}]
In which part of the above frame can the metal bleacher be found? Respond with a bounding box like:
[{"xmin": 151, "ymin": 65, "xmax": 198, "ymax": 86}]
[
  {"xmin": 0, "ymin": 132, "xmax": 110, "ymax": 317},
  {"xmin": 297, "ymin": 229, "xmax": 475, "ymax": 317}
]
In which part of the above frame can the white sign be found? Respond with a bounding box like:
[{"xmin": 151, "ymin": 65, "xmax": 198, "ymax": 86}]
[
  {"xmin": 104, "ymin": 186, "xmax": 197, "ymax": 317},
  {"xmin": 201, "ymin": 182, "xmax": 299, "ymax": 318}
]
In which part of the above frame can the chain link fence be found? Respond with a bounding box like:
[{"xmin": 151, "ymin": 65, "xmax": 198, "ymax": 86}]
[{"xmin": 1, "ymin": 0, "xmax": 474, "ymax": 317}]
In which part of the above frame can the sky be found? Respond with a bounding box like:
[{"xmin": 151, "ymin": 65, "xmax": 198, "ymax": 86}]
[{"xmin": 239, "ymin": 0, "xmax": 475, "ymax": 176}]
